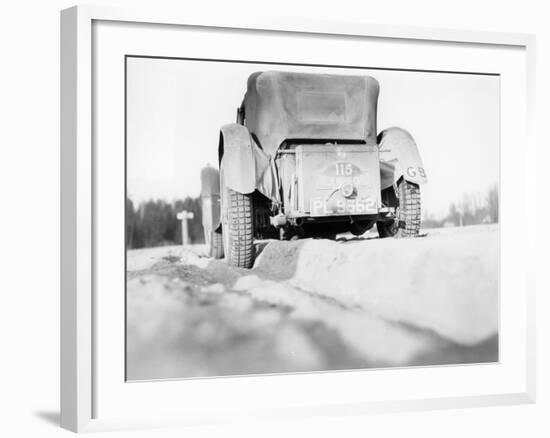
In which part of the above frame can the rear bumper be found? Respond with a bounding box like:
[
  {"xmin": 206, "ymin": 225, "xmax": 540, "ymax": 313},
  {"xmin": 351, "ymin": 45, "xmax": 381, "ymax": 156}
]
[{"xmin": 287, "ymin": 206, "xmax": 395, "ymax": 223}]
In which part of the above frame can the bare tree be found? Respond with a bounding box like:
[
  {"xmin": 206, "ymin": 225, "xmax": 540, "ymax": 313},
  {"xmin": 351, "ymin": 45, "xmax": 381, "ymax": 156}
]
[{"xmin": 486, "ymin": 184, "xmax": 499, "ymax": 223}]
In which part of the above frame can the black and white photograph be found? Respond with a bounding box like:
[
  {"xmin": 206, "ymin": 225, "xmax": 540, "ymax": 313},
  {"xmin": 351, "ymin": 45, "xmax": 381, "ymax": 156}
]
[
  {"xmin": 125, "ymin": 57, "xmax": 500, "ymax": 381},
  {"xmin": 1, "ymin": 0, "xmax": 545, "ymax": 434}
]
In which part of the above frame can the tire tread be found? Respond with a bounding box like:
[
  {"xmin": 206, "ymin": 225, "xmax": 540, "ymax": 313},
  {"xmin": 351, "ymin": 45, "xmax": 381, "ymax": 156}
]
[
  {"xmin": 209, "ymin": 231, "xmax": 224, "ymax": 259},
  {"xmin": 225, "ymin": 189, "xmax": 254, "ymax": 268},
  {"xmin": 377, "ymin": 180, "xmax": 421, "ymax": 238}
]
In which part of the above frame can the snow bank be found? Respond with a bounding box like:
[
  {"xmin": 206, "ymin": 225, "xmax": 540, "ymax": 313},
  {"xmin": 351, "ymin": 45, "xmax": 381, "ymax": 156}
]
[
  {"xmin": 256, "ymin": 225, "xmax": 499, "ymax": 345},
  {"xmin": 126, "ymin": 225, "xmax": 499, "ymax": 377},
  {"xmin": 127, "ymin": 244, "xmax": 209, "ymax": 271},
  {"xmin": 234, "ymin": 275, "xmax": 426, "ymax": 363}
]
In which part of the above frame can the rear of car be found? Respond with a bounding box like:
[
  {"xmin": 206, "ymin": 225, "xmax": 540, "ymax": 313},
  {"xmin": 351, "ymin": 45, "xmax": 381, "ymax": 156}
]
[
  {"xmin": 202, "ymin": 70, "xmax": 425, "ymax": 268},
  {"xmin": 277, "ymin": 144, "xmax": 382, "ymax": 221}
]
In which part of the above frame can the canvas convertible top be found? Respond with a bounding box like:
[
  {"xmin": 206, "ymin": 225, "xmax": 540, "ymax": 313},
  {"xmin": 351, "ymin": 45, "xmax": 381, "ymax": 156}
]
[{"xmin": 242, "ymin": 71, "xmax": 380, "ymax": 156}]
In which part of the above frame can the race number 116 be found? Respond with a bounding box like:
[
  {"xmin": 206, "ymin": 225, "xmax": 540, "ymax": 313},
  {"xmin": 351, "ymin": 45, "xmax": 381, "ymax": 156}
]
[{"xmin": 335, "ymin": 163, "xmax": 353, "ymax": 176}]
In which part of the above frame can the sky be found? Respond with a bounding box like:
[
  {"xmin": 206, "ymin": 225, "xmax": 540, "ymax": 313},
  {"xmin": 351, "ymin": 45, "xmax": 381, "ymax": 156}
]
[{"xmin": 126, "ymin": 58, "xmax": 499, "ymax": 219}]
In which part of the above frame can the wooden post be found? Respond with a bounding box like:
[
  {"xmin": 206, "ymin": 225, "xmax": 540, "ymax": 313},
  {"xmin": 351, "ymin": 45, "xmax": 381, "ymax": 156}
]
[{"xmin": 176, "ymin": 211, "xmax": 194, "ymax": 246}]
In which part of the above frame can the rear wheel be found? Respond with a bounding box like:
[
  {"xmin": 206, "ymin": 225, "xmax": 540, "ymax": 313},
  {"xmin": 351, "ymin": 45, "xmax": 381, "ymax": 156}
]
[
  {"xmin": 377, "ymin": 179, "xmax": 421, "ymax": 238},
  {"xmin": 201, "ymin": 165, "xmax": 224, "ymax": 259},
  {"xmin": 221, "ymin": 177, "xmax": 255, "ymax": 268},
  {"xmin": 205, "ymin": 229, "xmax": 224, "ymax": 259}
]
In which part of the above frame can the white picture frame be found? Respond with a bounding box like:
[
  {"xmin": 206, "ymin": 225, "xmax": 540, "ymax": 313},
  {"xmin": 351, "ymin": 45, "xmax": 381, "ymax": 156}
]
[{"xmin": 60, "ymin": 5, "xmax": 536, "ymax": 433}]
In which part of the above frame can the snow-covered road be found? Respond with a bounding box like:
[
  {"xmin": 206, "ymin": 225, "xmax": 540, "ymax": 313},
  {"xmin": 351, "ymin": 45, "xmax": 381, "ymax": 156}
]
[{"xmin": 126, "ymin": 225, "xmax": 499, "ymax": 380}]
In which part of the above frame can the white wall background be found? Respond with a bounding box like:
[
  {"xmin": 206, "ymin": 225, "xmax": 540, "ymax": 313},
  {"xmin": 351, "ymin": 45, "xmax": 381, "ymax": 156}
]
[{"xmin": 0, "ymin": 1, "xmax": 546, "ymax": 437}]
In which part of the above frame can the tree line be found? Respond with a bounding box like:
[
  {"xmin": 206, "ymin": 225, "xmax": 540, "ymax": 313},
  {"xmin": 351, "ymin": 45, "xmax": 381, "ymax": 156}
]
[
  {"xmin": 423, "ymin": 184, "xmax": 498, "ymax": 229},
  {"xmin": 126, "ymin": 184, "xmax": 498, "ymax": 249},
  {"xmin": 126, "ymin": 197, "xmax": 204, "ymax": 249}
]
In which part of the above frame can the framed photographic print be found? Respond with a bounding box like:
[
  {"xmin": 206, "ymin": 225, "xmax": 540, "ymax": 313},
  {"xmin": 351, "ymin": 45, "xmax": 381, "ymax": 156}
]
[{"xmin": 60, "ymin": 5, "xmax": 536, "ymax": 433}]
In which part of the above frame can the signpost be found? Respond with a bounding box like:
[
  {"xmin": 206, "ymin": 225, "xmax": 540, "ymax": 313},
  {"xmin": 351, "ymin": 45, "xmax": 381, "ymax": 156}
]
[{"xmin": 176, "ymin": 211, "xmax": 194, "ymax": 246}]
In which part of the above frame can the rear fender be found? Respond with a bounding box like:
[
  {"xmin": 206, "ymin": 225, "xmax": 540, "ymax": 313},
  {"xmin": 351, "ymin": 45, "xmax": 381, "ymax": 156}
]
[
  {"xmin": 219, "ymin": 123, "xmax": 279, "ymax": 202},
  {"xmin": 378, "ymin": 127, "xmax": 427, "ymax": 189},
  {"xmin": 219, "ymin": 124, "xmax": 256, "ymax": 194}
]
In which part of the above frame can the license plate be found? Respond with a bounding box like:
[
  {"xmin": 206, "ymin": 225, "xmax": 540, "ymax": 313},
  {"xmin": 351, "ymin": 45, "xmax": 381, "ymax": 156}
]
[
  {"xmin": 310, "ymin": 197, "xmax": 376, "ymax": 216},
  {"xmin": 295, "ymin": 145, "xmax": 381, "ymax": 216}
]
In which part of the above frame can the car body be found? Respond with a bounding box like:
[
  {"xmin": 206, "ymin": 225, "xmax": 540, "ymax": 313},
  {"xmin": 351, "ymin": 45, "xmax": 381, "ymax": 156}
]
[{"xmin": 201, "ymin": 71, "xmax": 427, "ymax": 267}]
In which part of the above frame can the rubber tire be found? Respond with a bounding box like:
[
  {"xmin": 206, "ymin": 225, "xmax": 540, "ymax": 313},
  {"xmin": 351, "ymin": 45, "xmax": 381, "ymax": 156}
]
[
  {"xmin": 377, "ymin": 179, "xmax": 421, "ymax": 238},
  {"xmin": 205, "ymin": 229, "xmax": 224, "ymax": 259},
  {"xmin": 222, "ymin": 188, "xmax": 255, "ymax": 268}
]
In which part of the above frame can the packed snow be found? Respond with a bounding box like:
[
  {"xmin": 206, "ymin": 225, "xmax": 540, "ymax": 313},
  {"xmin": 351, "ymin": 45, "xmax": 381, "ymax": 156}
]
[{"xmin": 126, "ymin": 225, "xmax": 499, "ymax": 380}]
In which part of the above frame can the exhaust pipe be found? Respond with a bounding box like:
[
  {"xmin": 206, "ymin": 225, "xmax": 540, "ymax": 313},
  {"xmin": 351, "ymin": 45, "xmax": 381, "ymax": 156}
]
[{"xmin": 288, "ymin": 217, "xmax": 304, "ymax": 227}]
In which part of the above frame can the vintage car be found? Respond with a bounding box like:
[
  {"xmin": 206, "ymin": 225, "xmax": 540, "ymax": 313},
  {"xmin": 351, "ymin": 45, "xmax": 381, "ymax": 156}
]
[{"xmin": 201, "ymin": 71, "xmax": 427, "ymax": 268}]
